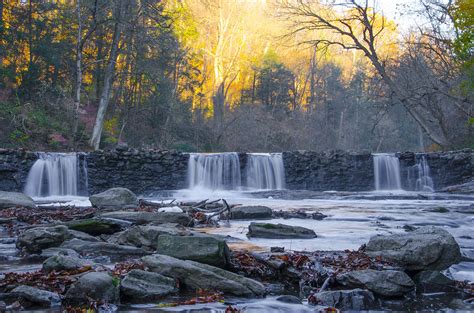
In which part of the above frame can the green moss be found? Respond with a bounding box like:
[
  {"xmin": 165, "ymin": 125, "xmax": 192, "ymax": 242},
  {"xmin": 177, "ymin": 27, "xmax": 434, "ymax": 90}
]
[{"xmin": 111, "ymin": 276, "xmax": 120, "ymax": 287}]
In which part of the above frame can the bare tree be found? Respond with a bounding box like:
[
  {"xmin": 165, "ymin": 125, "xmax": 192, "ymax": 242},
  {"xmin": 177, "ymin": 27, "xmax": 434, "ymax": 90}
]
[
  {"xmin": 280, "ymin": 0, "xmax": 451, "ymax": 147},
  {"xmin": 89, "ymin": 0, "xmax": 125, "ymax": 150}
]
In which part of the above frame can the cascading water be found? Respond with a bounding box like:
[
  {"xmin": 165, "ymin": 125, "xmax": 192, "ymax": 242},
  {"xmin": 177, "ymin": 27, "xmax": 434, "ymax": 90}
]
[
  {"xmin": 24, "ymin": 153, "xmax": 88, "ymax": 197},
  {"xmin": 408, "ymin": 155, "xmax": 434, "ymax": 192},
  {"xmin": 246, "ymin": 153, "xmax": 285, "ymax": 190},
  {"xmin": 187, "ymin": 153, "xmax": 242, "ymax": 190},
  {"xmin": 373, "ymin": 153, "xmax": 402, "ymax": 191}
]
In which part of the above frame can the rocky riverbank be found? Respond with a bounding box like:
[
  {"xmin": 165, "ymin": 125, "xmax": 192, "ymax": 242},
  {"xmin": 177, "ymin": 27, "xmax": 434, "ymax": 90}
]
[{"xmin": 0, "ymin": 189, "xmax": 473, "ymax": 311}]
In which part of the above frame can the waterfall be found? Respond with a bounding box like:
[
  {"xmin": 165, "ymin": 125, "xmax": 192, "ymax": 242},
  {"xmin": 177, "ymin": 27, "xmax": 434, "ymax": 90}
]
[
  {"xmin": 373, "ymin": 153, "xmax": 402, "ymax": 191},
  {"xmin": 408, "ymin": 155, "xmax": 434, "ymax": 192},
  {"xmin": 246, "ymin": 153, "xmax": 285, "ymax": 190},
  {"xmin": 187, "ymin": 153, "xmax": 242, "ymax": 190},
  {"xmin": 24, "ymin": 153, "xmax": 88, "ymax": 197}
]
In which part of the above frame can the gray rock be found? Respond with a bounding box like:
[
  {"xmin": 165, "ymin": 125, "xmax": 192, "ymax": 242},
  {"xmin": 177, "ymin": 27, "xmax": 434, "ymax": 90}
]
[
  {"xmin": 40, "ymin": 248, "xmax": 80, "ymax": 259},
  {"xmin": 365, "ymin": 227, "xmax": 462, "ymax": 270},
  {"xmin": 42, "ymin": 255, "xmax": 92, "ymax": 273},
  {"xmin": 142, "ymin": 254, "xmax": 265, "ymax": 297},
  {"xmin": 65, "ymin": 272, "xmax": 119, "ymax": 304},
  {"xmin": 89, "ymin": 187, "xmax": 138, "ymax": 209},
  {"xmin": 315, "ymin": 289, "xmax": 375, "ymax": 310},
  {"xmin": 11, "ymin": 285, "xmax": 60, "ymax": 307},
  {"xmin": 99, "ymin": 211, "xmax": 193, "ymax": 226},
  {"xmin": 0, "ymin": 191, "xmax": 36, "ymax": 209},
  {"xmin": 336, "ymin": 269, "xmax": 415, "ymax": 297},
  {"xmin": 16, "ymin": 225, "xmax": 98, "ymax": 253},
  {"xmin": 248, "ymin": 222, "xmax": 316, "ymax": 239},
  {"xmin": 156, "ymin": 234, "xmax": 230, "ymax": 268},
  {"xmin": 276, "ymin": 295, "xmax": 302, "ymax": 304},
  {"xmin": 413, "ymin": 270, "xmax": 455, "ymax": 292},
  {"xmin": 230, "ymin": 206, "xmax": 272, "ymax": 220},
  {"xmin": 440, "ymin": 180, "xmax": 474, "ymax": 194},
  {"xmin": 120, "ymin": 269, "xmax": 177, "ymax": 302},
  {"xmin": 107, "ymin": 224, "xmax": 191, "ymax": 250},
  {"xmin": 60, "ymin": 239, "xmax": 148, "ymax": 258},
  {"xmin": 66, "ymin": 218, "xmax": 123, "ymax": 236}
]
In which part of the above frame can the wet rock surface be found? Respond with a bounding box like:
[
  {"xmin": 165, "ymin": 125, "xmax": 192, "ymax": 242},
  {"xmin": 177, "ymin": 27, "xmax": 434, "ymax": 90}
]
[
  {"xmin": 60, "ymin": 239, "xmax": 148, "ymax": 258},
  {"xmin": 99, "ymin": 211, "xmax": 193, "ymax": 226},
  {"xmin": 11, "ymin": 285, "xmax": 60, "ymax": 307},
  {"xmin": 156, "ymin": 234, "xmax": 231, "ymax": 268},
  {"xmin": 365, "ymin": 226, "xmax": 462, "ymax": 270},
  {"xmin": 89, "ymin": 187, "xmax": 138, "ymax": 209},
  {"xmin": 248, "ymin": 222, "xmax": 317, "ymax": 239},
  {"xmin": 314, "ymin": 289, "xmax": 376, "ymax": 310},
  {"xmin": 230, "ymin": 206, "xmax": 273, "ymax": 220},
  {"xmin": 120, "ymin": 269, "xmax": 177, "ymax": 302},
  {"xmin": 65, "ymin": 272, "xmax": 119, "ymax": 305},
  {"xmin": 143, "ymin": 254, "xmax": 266, "ymax": 297},
  {"xmin": 336, "ymin": 269, "xmax": 415, "ymax": 297},
  {"xmin": 0, "ymin": 191, "xmax": 36, "ymax": 209}
]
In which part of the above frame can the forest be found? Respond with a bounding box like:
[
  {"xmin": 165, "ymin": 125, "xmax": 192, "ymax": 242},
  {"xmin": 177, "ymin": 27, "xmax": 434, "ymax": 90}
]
[{"xmin": 0, "ymin": 0, "xmax": 472, "ymax": 152}]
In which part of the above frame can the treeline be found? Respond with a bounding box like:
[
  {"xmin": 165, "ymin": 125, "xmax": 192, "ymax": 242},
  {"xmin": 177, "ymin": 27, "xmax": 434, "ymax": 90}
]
[{"xmin": 0, "ymin": 0, "xmax": 472, "ymax": 152}]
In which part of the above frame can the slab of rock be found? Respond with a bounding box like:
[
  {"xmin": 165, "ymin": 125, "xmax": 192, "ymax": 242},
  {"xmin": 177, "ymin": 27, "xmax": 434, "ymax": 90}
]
[
  {"xmin": 16, "ymin": 225, "xmax": 99, "ymax": 253},
  {"xmin": 65, "ymin": 272, "xmax": 119, "ymax": 304},
  {"xmin": 440, "ymin": 180, "xmax": 474, "ymax": 194},
  {"xmin": 413, "ymin": 270, "xmax": 455, "ymax": 292},
  {"xmin": 365, "ymin": 227, "xmax": 462, "ymax": 270},
  {"xmin": 42, "ymin": 255, "xmax": 93, "ymax": 273},
  {"xmin": 230, "ymin": 206, "xmax": 272, "ymax": 220},
  {"xmin": 99, "ymin": 211, "xmax": 193, "ymax": 226},
  {"xmin": 156, "ymin": 234, "xmax": 230, "ymax": 268},
  {"xmin": 89, "ymin": 187, "xmax": 138, "ymax": 209},
  {"xmin": 248, "ymin": 222, "xmax": 316, "ymax": 239},
  {"xmin": 0, "ymin": 191, "xmax": 36, "ymax": 209},
  {"xmin": 120, "ymin": 269, "xmax": 177, "ymax": 302},
  {"xmin": 67, "ymin": 218, "xmax": 123, "ymax": 236},
  {"xmin": 142, "ymin": 254, "xmax": 265, "ymax": 297},
  {"xmin": 60, "ymin": 239, "xmax": 147, "ymax": 258},
  {"xmin": 40, "ymin": 248, "xmax": 80, "ymax": 259},
  {"xmin": 11, "ymin": 285, "xmax": 60, "ymax": 307},
  {"xmin": 107, "ymin": 224, "xmax": 191, "ymax": 250},
  {"xmin": 336, "ymin": 270, "xmax": 415, "ymax": 297},
  {"xmin": 315, "ymin": 289, "xmax": 375, "ymax": 311}
]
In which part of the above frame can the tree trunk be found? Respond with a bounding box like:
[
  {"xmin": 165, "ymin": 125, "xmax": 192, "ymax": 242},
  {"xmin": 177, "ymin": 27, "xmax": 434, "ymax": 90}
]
[
  {"xmin": 73, "ymin": 0, "xmax": 83, "ymax": 146},
  {"xmin": 89, "ymin": 0, "xmax": 123, "ymax": 150}
]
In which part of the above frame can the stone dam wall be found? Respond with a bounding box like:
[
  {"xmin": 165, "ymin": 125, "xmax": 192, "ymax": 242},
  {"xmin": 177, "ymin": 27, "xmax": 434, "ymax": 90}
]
[{"xmin": 0, "ymin": 148, "xmax": 472, "ymax": 195}]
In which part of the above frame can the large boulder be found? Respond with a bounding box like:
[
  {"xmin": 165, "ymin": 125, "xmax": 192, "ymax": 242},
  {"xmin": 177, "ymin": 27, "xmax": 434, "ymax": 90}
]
[
  {"xmin": 365, "ymin": 227, "xmax": 462, "ymax": 271},
  {"xmin": 142, "ymin": 254, "xmax": 265, "ymax": 297},
  {"xmin": 0, "ymin": 191, "xmax": 36, "ymax": 209},
  {"xmin": 248, "ymin": 222, "xmax": 316, "ymax": 239},
  {"xmin": 67, "ymin": 218, "xmax": 123, "ymax": 236},
  {"xmin": 16, "ymin": 225, "xmax": 98, "ymax": 253},
  {"xmin": 99, "ymin": 211, "xmax": 193, "ymax": 226},
  {"xmin": 156, "ymin": 234, "xmax": 230, "ymax": 268},
  {"xmin": 440, "ymin": 180, "xmax": 474, "ymax": 194},
  {"xmin": 336, "ymin": 270, "xmax": 415, "ymax": 297},
  {"xmin": 42, "ymin": 255, "xmax": 93, "ymax": 273},
  {"xmin": 315, "ymin": 289, "xmax": 375, "ymax": 311},
  {"xmin": 11, "ymin": 285, "xmax": 60, "ymax": 307},
  {"xmin": 108, "ymin": 224, "xmax": 191, "ymax": 250},
  {"xmin": 65, "ymin": 272, "xmax": 119, "ymax": 304},
  {"xmin": 60, "ymin": 239, "xmax": 148, "ymax": 259},
  {"xmin": 413, "ymin": 270, "xmax": 455, "ymax": 293},
  {"xmin": 89, "ymin": 187, "xmax": 138, "ymax": 209},
  {"xmin": 230, "ymin": 206, "xmax": 272, "ymax": 220},
  {"xmin": 120, "ymin": 269, "xmax": 177, "ymax": 302}
]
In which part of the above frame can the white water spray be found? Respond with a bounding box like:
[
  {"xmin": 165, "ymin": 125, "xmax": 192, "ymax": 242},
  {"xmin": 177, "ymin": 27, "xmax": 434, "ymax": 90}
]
[
  {"xmin": 408, "ymin": 155, "xmax": 434, "ymax": 192},
  {"xmin": 24, "ymin": 153, "xmax": 88, "ymax": 197},
  {"xmin": 373, "ymin": 153, "xmax": 402, "ymax": 191},
  {"xmin": 187, "ymin": 153, "xmax": 242, "ymax": 190},
  {"xmin": 246, "ymin": 153, "xmax": 285, "ymax": 190}
]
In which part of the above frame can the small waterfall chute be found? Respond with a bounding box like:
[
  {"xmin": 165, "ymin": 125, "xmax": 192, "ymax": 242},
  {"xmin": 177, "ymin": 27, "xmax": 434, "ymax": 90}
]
[
  {"xmin": 373, "ymin": 153, "xmax": 402, "ymax": 191},
  {"xmin": 408, "ymin": 155, "xmax": 434, "ymax": 192},
  {"xmin": 187, "ymin": 153, "xmax": 241, "ymax": 190},
  {"xmin": 24, "ymin": 152, "xmax": 88, "ymax": 197},
  {"xmin": 246, "ymin": 153, "xmax": 285, "ymax": 190}
]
